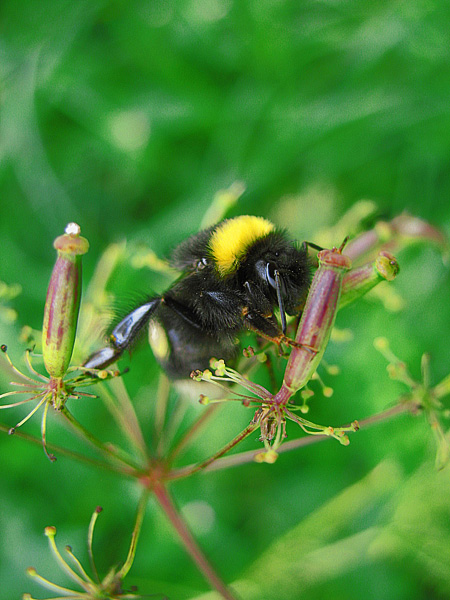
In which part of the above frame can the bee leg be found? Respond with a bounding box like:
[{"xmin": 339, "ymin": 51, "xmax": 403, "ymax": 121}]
[
  {"xmin": 84, "ymin": 299, "xmax": 161, "ymax": 369},
  {"xmin": 302, "ymin": 240, "xmax": 323, "ymax": 252},
  {"xmin": 242, "ymin": 309, "xmax": 302, "ymax": 354}
]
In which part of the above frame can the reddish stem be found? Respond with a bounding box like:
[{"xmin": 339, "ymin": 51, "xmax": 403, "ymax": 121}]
[{"xmin": 152, "ymin": 482, "xmax": 238, "ymax": 600}]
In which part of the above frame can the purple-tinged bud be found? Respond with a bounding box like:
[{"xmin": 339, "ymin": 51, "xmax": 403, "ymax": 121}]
[
  {"xmin": 344, "ymin": 214, "xmax": 448, "ymax": 264},
  {"xmin": 275, "ymin": 247, "xmax": 351, "ymax": 403},
  {"xmin": 42, "ymin": 223, "xmax": 89, "ymax": 378},
  {"xmin": 339, "ymin": 251, "xmax": 399, "ymax": 309},
  {"xmin": 390, "ymin": 214, "xmax": 448, "ymax": 256}
]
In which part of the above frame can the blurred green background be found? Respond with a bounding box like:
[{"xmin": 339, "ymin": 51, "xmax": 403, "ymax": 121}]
[{"xmin": 1, "ymin": 1, "xmax": 450, "ymax": 599}]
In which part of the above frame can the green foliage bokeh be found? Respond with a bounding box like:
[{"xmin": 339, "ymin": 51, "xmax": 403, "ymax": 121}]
[{"xmin": 1, "ymin": 1, "xmax": 450, "ymax": 599}]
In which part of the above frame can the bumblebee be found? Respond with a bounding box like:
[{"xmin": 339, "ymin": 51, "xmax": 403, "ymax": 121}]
[{"xmin": 84, "ymin": 215, "xmax": 312, "ymax": 378}]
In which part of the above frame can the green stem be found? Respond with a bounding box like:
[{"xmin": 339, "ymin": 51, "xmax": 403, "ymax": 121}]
[
  {"xmin": 60, "ymin": 408, "xmax": 141, "ymax": 474},
  {"xmin": 153, "ymin": 483, "xmax": 238, "ymax": 600},
  {"xmin": 169, "ymin": 420, "xmax": 259, "ymax": 481},
  {"xmin": 0, "ymin": 422, "xmax": 134, "ymax": 476},
  {"xmin": 117, "ymin": 489, "xmax": 149, "ymax": 579},
  {"xmin": 100, "ymin": 378, "xmax": 149, "ymax": 462},
  {"xmin": 168, "ymin": 404, "xmax": 220, "ymax": 462},
  {"xmin": 172, "ymin": 402, "xmax": 412, "ymax": 474},
  {"xmin": 154, "ymin": 372, "xmax": 171, "ymax": 452}
]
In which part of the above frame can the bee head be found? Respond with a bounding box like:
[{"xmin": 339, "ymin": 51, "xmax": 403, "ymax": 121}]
[{"xmin": 241, "ymin": 232, "xmax": 312, "ymax": 316}]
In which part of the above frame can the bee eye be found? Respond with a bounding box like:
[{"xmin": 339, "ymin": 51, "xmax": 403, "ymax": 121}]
[{"xmin": 197, "ymin": 258, "xmax": 208, "ymax": 270}]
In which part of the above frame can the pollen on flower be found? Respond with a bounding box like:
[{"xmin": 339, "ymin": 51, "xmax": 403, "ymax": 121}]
[
  {"xmin": 243, "ymin": 346, "xmax": 255, "ymax": 358},
  {"xmin": 326, "ymin": 364, "xmax": 340, "ymax": 376},
  {"xmin": 190, "ymin": 369, "xmax": 203, "ymax": 381},
  {"xmin": 374, "ymin": 336, "xmax": 389, "ymax": 351},
  {"xmin": 65, "ymin": 222, "xmax": 81, "ymax": 236},
  {"xmin": 254, "ymin": 450, "xmax": 278, "ymax": 464},
  {"xmin": 202, "ymin": 369, "xmax": 213, "ymax": 380},
  {"xmin": 210, "ymin": 358, "xmax": 226, "ymax": 376},
  {"xmin": 387, "ymin": 362, "xmax": 407, "ymax": 380},
  {"xmin": 97, "ymin": 369, "xmax": 109, "ymax": 380},
  {"xmin": 44, "ymin": 526, "xmax": 57, "ymax": 537}
]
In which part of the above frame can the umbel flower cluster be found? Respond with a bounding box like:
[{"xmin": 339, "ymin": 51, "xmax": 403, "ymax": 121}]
[
  {"xmin": 0, "ymin": 224, "xmax": 117, "ymax": 460},
  {"xmin": 0, "ymin": 206, "xmax": 449, "ymax": 600},
  {"xmin": 24, "ymin": 504, "xmax": 147, "ymax": 600}
]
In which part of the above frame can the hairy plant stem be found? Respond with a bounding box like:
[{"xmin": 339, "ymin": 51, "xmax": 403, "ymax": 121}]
[{"xmin": 152, "ymin": 482, "xmax": 238, "ymax": 600}]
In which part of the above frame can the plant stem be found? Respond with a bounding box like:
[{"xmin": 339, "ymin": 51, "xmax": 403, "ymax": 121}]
[
  {"xmin": 153, "ymin": 482, "xmax": 238, "ymax": 600},
  {"xmin": 168, "ymin": 404, "xmax": 220, "ymax": 462},
  {"xmin": 168, "ymin": 420, "xmax": 259, "ymax": 481},
  {"xmin": 173, "ymin": 402, "xmax": 412, "ymax": 474},
  {"xmin": 100, "ymin": 377, "xmax": 149, "ymax": 462},
  {"xmin": 0, "ymin": 422, "xmax": 134, "ymax": 476},
  {"xmin": 117, "ymin": 489, "xmax": 149, "ymax": 580},
  {"xmin": 154, "ymin": 372, "xmax": 170, "ymax": 451},
  {"xmin": 60, "ymin": 407, "xmax": 141, "ymax": 474}
]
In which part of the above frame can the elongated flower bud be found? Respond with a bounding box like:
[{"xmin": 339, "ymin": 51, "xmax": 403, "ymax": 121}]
[
  {"xmin": 344, "ymin": 214, "xmax": 448, "ymax": 264},
  {"xmin": 42, "ymin": 223, "xmax": 89, "ymax": 377},
  {"xmin": 339, "ymin": 251, "xmax": 399, "ymax": 309},
  {"xmin": 275, "ymin": 247, "xmax": 351, "ymax": 403}
]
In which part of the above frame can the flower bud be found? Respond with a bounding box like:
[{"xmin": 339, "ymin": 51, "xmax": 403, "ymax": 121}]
[
  {"xmin": 276, "ymin": 247, "xmax": 351, "ymax": 402},
  {"xmin": 339, "ymin": 251, "xmax": 399, "ymax": 309},
  {"xmin": 42, "ymin": 223, "xmax": 89, "ymax": 377},
  {"xmin": 344, "ymin": 214, "xmax": 448, "ymax": 264}
]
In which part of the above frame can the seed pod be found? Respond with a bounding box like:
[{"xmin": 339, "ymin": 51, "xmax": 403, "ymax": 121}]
[
  {"xmin": 344, "ymin": 214, "xmax": 448, "ymax": 264},
  {"xmin": 42, "ymin": 223, "xmax": 89, "ymax": 377},
  {"xmin": 275, "ymin": 247, "xmax": 351, "ymax": 403},
  {"xmin": 339, "ymin": 251, "xmax": 399, "ymax": 309}
]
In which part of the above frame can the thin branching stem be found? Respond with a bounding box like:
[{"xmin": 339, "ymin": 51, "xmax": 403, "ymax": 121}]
[
  {"xmin": 154, "ymin": 372, "xmax": 171, "ymax": 452},
  {"xmin": 153, "ymin": 482, "xmax": 238, "ymax": 600},
  {"xmin": 168, "ymin": 420, "xmax": 259, "ymax": 480},
  {"xmin": 0, "ymin": 422, "xmax": 141, "ymax": 476},
  {"xmin": 172, "ymin": 401, "xmax": 412, "ymax": 474},
  {"xmin": 99, "ymin": 378, "xmax": 149, "ymax": 463},
  {"xmin": 117, "ymin": 489, "xmax": 149, "ymax": 579},
  {"xmin": 168, "ymin": 404, "xmax": 221, "ymax": 462},
  {"xmin": 60, "ymin": 407, "xmax": 142, "ymax": 474}
]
